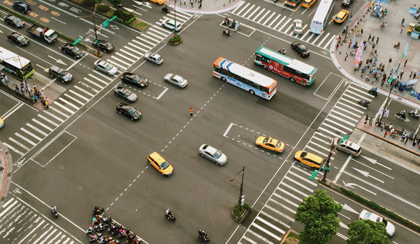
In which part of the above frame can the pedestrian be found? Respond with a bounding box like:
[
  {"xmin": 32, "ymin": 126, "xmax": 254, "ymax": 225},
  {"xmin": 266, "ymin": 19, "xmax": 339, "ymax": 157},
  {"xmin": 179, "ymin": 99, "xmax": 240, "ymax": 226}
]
[
  {"xmin": 369, "ymin": 117, "xmax": 373, "ymax": 126},
  {"xmin": 40, "ymin": 89, "xmax": 44, "ymax": 98},
  {"xmin": 404, "ymin": 59, "xmax": 408, "ymax": 67},
  {"xmin": 234, "ymin": 21, "xmax": 239, "ymax": 32},
  {"xmin": 184, "ymin": 0, "xmax": 186, "ymax": 5},
  {"xmin": 33, "ymin": 84, "xmax": 36, "ymax": 90},
  {"xmin": 34, "ymin": 93, "xmax": 38, "ymax": 103},
  {"xmin": 404, "ymin": 137, "xmax": 409, "ymax": 145},
  {"xmin": 190, "ymin": 108, "xmax": 193, "ymax": 116},
  {"xmin": 20, "ymin": 87, "xmax": 25, "ymax": 96},
  {"xmin": 15, "ymin": 84, "xmax": 19, "ymax": 93},
  {"xmin": 372, "ymin": 35, "xmax": 375, "ymax": 42},
  {"xmin": 198, "ymin": 2, "xmax": 202, "ymax": 8},
  {"xmin": 366, "ymin": 74, "xmax": 370, "ymax": 82},
  {"xmin": 402, "ymin": 18, "xmax": 405, "ymax": 26},
  {"xmin": 414, "ymin": 73, "xmax": 417, "ymax": 79},
  {"xmin": 376, "ymin": 37, "xmax": 379, "ymax": 44},
  {"xmin": 344, "ymin": 52, "xmax": 348, "ymax": 61},
  {"xmin": 384, "ymin": 22, "xmax": 387, "ymax": 29},
  {"xmin": 409, "ymin": 71, "xmax": 413, "ymax": 79},
  {"xmin": 27, "ymin": 84, "xmax": 32, "ymax": 96},
  {"xmin": 401, "ymin": 25, "xmax": 404, "ymax": 33},
  {"xmin": 372, "ymin": 43, "xmax": 376, "ymax": 49},
  {"xmin": 368, "ymin": 34, "xmax": 371, "ymax": 42},
  {"xmin": 180, "ymin": 0, "xmax": 183, "ymax": 5},
  {"xmin": 190, "ymin": 0, "xmax": 193, "ymax": 7},
  {"xmin": 390, "ymin": 69, "xmax": 394, "ymax": 76},
  {"xmin": 413, "ymin": 138, "xmax": 417, "ymax": 146},
  {"xmin": 388, "ymin": 58, "xmax": 392, "ymax": 65},
  {"xmin": 364, "ymin": 116, "xmax": 368, "ymax": 126},
  {"xmin": 361, "ymin": 28, "xmax": 363, "ymax": 34},
  {"xmin": 44, "ymin": 97, "xmax": 49, "ymax": 108},
  {"xmin": 384, "ymin": 131, "xmax": 388, "ymax": 138},
  {"xmin": 399, "ymin": 71, "xmax": 404, "ymax": 79},
  {"xmin": 348, "ymin": 40, "xmax": 352, "ymax": 48}
]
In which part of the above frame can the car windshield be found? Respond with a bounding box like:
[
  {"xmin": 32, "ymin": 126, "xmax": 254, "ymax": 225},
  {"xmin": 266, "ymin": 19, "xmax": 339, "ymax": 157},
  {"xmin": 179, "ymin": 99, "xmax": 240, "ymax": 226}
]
[
  {"xmin": 161, "ymin": 162, "xmax": 169, "ymax": 170},
  {"xmin": 277, "ymin": 142, "xmax": 281, "ymax": 148},
  {"xmin": 127, "ymin": 107, "xmax": 136, "ymax": 115},
  {"xmin": 173, "ymin": 75, "xmax": 184, "ymax": 82},
  {"xmin": 17, "ymin": 35, "xmax": 25, "ymax": 41},
  {"xmin": 124, "ymin": 90, "xmax": 132, "ymax": 96},
  {"xmin": 301, "ymin": 151, "xmax": 308, "ymax": 157},
  {"xmin": 72, "ymin": 47, "xmax": 80, "ymax": 53},
  {"xmin": 133, "ymin": 75, "xmax": 141, "ymax": 82},
  {"xmin": 59, "ymin": 70, "xmax": 68, "ymax": 76},
  {"xmin": 105, "ymin": 64, "xmax": 114, "ymax": 70},
  {"xmin": 213, "ymin": 150, "xmax": 222, "ymax": 159},
  {"xmin": 156, "ymin": 56, "xmax": 162, "ymax": 61},
  {"xmin": 263, "ymin": 137, "xmax": 268, "ymax": 143},
  {"xmin": 337, "ymin": 16, "xmax": 343, "ymax": 21},
  {"xmin": 295, "ymin": 25, "xmax": 302, "ymax": 30},
  {"xmin": 382, "ymin": 218, "xmax": 387, "ymax": 225},
  {"xmin": 13, "ymin": 18, "xmax": 21, "ymax": 23}
]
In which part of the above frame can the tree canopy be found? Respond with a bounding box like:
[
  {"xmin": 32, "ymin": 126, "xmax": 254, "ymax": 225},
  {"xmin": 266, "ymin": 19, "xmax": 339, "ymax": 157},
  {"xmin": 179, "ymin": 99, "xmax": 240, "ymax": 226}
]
[
  {"xmin": 347, "ymin": 219, "xmax": 389, "ymax": 244},
  {"xmin": 295, "ymin": 189, "xmax": 342, "ymax": 244}
]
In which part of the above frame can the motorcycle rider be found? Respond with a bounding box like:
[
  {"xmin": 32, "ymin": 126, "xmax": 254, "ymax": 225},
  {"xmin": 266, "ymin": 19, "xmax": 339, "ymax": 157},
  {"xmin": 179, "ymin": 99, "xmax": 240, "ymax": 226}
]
[
  {"xmin": 51, "ymin": 205, "xmax": 57, "ymax": 213},
  {"xmin": 401, "ymin": 110, "xmax": 406, "ymax": 120},
  {"xmin": 373, "ymin": 87, "xmax": 377, "ymax": 93},
  {"xmin": 166, "ymin": 209, "xmax": 174, "ymax": 218},
  {"xmin": 198, "ymin": 230, "xmax": 208, "ymax": 239},
  {"xmin": 394, "ymin": 42, "xmax": 400, "ymax": 48},
  {"xmin": 223, "ymin": 29, "xmax": 231, "ymax": 35}
]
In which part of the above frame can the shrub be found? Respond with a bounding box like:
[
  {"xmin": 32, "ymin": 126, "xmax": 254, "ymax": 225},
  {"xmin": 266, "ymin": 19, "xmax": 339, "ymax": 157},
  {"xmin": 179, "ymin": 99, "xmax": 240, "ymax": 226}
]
[
  {"xmin": 125, "ymin": 16, "xmax": 136, "ymax": 24},
  {"xmin": 169, "ymin": 35, "xmax": 181, "ymax": 43},
  {"xmin": 83, "ymin": 0, "xmax": 96, "ymax": 7},
  {"xmin": 97, "ymin": 4, "xmax": 110, "ymax": 13},
  {"xmin": 95, "ymin": 0, "xmax": 102, "ymax": 3},
  {"xmin": 113, "ymin": 9, "xmax": 135, "ymax": 22},
  {"xmin": 415, "ymin": 25, "xmax": 420, "ymax": 32},
  {"xmin": 233, "ymin": 204, "xmax": 249, "ymax": 217}
]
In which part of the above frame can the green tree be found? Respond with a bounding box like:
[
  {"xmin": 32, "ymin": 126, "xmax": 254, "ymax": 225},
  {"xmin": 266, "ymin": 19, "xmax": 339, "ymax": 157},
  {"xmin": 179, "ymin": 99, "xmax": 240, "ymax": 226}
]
[
  {"xmin": 295, "ymin": 189, "xmax": 342, "ymax": 244},
  {"xmin": 109, "ymin": 0, "xmax": 123, "ymax": 6},
  {"xmin": 347, "ymin": 219, "xmax": 389, "ymax": 244}
]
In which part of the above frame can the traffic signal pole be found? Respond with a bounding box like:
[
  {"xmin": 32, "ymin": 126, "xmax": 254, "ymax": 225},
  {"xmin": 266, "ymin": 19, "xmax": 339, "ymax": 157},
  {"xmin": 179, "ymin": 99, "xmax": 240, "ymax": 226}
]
[{"xmin": 230, "ymin": 166, "xmax": 246, "ymax": 212}]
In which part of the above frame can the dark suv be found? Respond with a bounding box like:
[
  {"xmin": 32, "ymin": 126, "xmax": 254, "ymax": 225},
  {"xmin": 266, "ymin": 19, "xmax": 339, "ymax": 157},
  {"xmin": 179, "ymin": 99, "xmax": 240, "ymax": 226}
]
[
  {"xmin": 48, "ymin": 65, "xmax": 73, "ymax": 83},
  {"xmin": 13, "ymin": 2, "xmax": 31, "ymax": 14}
]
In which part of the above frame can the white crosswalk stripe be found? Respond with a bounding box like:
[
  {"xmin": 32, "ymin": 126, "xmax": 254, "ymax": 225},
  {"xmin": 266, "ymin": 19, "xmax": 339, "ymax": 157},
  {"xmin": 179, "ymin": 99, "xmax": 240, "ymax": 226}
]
[
  {"xmin": 237, "ymin": 83, "xmax": 372, "ymax": 243},
  {"xmin": 4, "ymin": 10, "xmax": 194, "ymax": 159},
  {"xmin": 228, "ymin": 2, "xmax": 337, "ymax": 50},
  {"xmin": 0, "ymin": 198, "xmax": 82, "ymax": 244}
]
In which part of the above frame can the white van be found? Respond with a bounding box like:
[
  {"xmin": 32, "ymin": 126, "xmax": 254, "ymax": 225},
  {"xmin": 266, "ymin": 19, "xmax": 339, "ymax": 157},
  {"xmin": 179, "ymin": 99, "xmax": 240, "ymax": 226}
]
[{"xmin": 334, "ymin": 138, "xmax": 361, "ymax": 157}]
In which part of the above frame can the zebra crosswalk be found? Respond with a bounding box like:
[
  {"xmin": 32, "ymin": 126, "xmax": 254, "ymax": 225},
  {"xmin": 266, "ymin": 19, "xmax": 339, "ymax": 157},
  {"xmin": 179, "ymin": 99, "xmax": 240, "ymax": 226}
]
[
  {"xmin": 3, "ymin": 10, "xmax": 194, "ymax": 160},
  {"xmin": 238, "ymin": 82, "xmax": 374, "ymax": 244},
  {"xmin": 0, "ymin": 197, "xmax": 82, "ymax": 244},
  {"xmin": 229, "ymin": 2, "xmax": 336, "ymax": 50}
]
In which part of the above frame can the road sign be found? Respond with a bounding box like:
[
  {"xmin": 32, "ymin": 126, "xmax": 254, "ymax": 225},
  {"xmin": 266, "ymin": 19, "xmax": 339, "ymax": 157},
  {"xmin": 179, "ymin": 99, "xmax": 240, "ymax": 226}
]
[
  {"xmin": 403, "ymin": 42, "xmax": 409, "ymax": 59},
  {"xmin": 102, "ymin": 19, "xmax": 110, "ymax": 28},
  {"xmin": 379, "ymin": 107, "xmax": 390, "ymax": 117}
]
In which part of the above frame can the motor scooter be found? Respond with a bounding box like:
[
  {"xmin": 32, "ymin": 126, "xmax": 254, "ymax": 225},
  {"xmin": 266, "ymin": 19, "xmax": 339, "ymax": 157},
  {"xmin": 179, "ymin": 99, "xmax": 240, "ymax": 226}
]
[
  {"xmin": 368, "ymin": 88, "xmax": 378, "ymax": 97},
  {"xmin": 358, "ymin": 99, "xmax": 370, "ymax": 107},
  {"xmin": 395, "ymin": 112, "xmax": 410, "ymax": 122},
  {"xmin": 162, "ymin": 5, "xmax": 170, "ymax": 13},
  {"xmin": 409, "ymin": 109, "xmax": 419, "ymax": 118}
]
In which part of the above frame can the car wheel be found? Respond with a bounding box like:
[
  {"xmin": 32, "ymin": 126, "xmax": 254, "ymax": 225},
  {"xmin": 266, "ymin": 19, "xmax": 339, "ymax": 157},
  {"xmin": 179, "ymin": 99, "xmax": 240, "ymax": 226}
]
[
  {"xmin": 95, "ymin": 67, "xmax": 99, "ymax": 71},
  {"xmin": 130, "ymin": 117, "xmax": 134, "ymax": 121},
  {"xmin": 155, "ymin": 63, "xmax": 158, "ymax": 66},
  {"xmin": 221, "ymin": 77, "xmax": 227, "ymax": 82},
  {"xmin": 115, "ymin": 93, "xmax": 118, "ymax": 97},
  {"xmin": 216, "ymin": 162, "xmax": 220, "ymax": 165},
  {"xmin": 50, "ymin": 74, "xmax": 54, "ymax": 78},
  {"xmin": 249, "ymin": 90, "xmax": 255, "ymax": 95},
  {"xmin": 62, "ymin": 80, "xmax": 65, "ymax": 83},
  {"xmin": 118, "ymin": 111, "xmax": 122, "ymax": 114},
  {"xmin": 8, "ymin": 38, "xmax": 12, "ymax": 42},
  {"xmin": 161, "ymin": 172, "xmax": 164, "ymax": 176},
  {"xmin": 73, "ymin": 55, "xmax": 77, "ymax": 59},
  {"xmin": 108, "ymin": 73, "xmax": 112, "ymax": 76},
  {"xmin": 200, "ymin": 154, "xmax": 204, "ymax": 157},
  {"xmin": 62, "ymin": 49, "xmax": 66, "ymax": 54},
  {"xmin": 289, "ymin": 77, "xmax": 296, "ymax": 82},
  {"xmin": 18, "ymin": 43, "xmax": 22, "ymax": 47}
]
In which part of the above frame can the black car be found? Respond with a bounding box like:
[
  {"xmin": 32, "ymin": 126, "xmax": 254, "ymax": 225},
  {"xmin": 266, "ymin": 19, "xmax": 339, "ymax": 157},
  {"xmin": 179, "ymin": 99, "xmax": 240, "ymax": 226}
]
[
  {"xmin": 13, "ymin": 2, "xmax": 31, "ymax": 14},
  {"xmin": 61, "ymin": 43, "xmax": 84, "ymax": 59},
  {"xmin": 121, "ymin": 72, "xmax": 149, "ymax": 88},
  {"xmin": 8, "ymin": 32, "xmax": 29, "ymax": 47},
  {"xmin": 341, "ymin": 0, "xmax": 353, "ymax": 7},
  {"xmin": 48, "ymin": 65, "xmax": 73, "ymax": 83},
  {"xmin": 116, "ymin": 102, "xmax": 141, "ymax": 121},
  {"xmin": 92, "ymin": 39, "xmax": 114, "ymax": 53},
  {"xmin": 4, "ymin": 15, "xmax": 25, "ymax": 28},
  {"xmin": 291, "ymin": 42, "xmax": 310, "ymax": 57}
]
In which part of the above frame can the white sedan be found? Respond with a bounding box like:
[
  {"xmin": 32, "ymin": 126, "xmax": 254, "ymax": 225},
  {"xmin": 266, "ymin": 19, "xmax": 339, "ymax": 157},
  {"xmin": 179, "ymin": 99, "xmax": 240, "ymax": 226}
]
[
  {"xmin": 162, "ymin": 19, "xmax": 182, "ymax": 31},
  {"xmin": 144, "ymin": 52, "xmax": 164, "ymax": 65},
  {"xmin": 293, "ymin": 19, "xmax": 303, "ymax": 35},
  {"xmin": 94, "ymin": 59, "xmax": 117, "ymax": 76},
  {"xmin": 359, "ymin": 210, "xmax": 395, "ymax": 236},
  {"xmin": 164, "ymin": 73, "xmax": 188, "ymax": 88}
]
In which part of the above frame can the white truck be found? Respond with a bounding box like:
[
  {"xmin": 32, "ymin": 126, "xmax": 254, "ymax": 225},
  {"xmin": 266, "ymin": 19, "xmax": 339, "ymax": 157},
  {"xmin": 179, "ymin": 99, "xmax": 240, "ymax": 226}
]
[{"xmin": 26, "ymin": 24, "xmax": 57, "ymax": 43}]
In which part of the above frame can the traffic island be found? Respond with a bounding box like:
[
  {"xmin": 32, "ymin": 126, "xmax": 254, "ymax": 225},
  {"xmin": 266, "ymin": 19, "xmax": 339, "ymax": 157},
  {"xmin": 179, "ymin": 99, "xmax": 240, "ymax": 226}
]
[
  {"xmin": 168, "ymin": 35, "xmax": 182, "ymax": 46},
  {"xmin": 231, "ymin": 203, "xmax": 251, "ymax": 223}
]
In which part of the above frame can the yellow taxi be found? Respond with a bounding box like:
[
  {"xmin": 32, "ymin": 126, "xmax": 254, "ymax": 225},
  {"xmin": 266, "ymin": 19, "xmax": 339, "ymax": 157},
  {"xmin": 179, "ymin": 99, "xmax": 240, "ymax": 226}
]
[
  {"xmin": 0, "ymin": 118, "xmax": 4, "ymax": 129},
  {"xmin": 255, "ymin": 136, "xmax": 285, "ymax": 153},
  {"xmin": 147, "ymin": 152, "xmax": 174, "ymax": 176},
  {"xmin": 302, "ymin": 0, "xmax": 317, "ymax": 8},
  {"xmin": 150, "ymin": 0, "xmax": 165, "ymax": 5},
  {"xmin": 334, "ymin": 10, "xmax": 350, "ymax": 24},
  {"xmin": 294, "ymin": 150, "xmax": 325, "ymax": 168}
]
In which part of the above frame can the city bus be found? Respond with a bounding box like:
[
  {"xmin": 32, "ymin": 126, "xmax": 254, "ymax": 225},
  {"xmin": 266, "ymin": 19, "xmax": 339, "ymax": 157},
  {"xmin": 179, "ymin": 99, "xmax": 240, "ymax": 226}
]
[
  {"xmin": 0, "ymin": 46, "xmax": 34, "ymax": 79},
  {"xmin": 213, "ymin": 57, "xmax": 277, "ymax": 100},
  {"xmin": 309, "ymin": 0, "xmax": 335, "ymax": 34},
  {"xmin": 254, "ymin": 46, "xmax": 317, "ymax": 86}
]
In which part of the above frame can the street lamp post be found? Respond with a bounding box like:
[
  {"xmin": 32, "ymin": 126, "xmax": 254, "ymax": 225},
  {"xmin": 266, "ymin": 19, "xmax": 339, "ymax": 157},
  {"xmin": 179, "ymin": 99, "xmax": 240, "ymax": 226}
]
[
  {"xmin": 379, "ymin": 62, "xmax": 401, "ymax": 124},
  {"xmin": 77, "ymin": 4, "xmax": 101, "ymax": 55},
  {"xmin": 173, "ymin": 0, "xmax": 177, "ymax": 38},
  {"xmin": 230, "ymin": 166, "xmax": 246, "ymax": 212}
]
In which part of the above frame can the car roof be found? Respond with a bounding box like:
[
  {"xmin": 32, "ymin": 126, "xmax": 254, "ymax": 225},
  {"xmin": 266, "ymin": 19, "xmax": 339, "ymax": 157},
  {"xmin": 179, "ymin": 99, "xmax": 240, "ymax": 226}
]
[
  {"xmin": 267, "ymin": 138, "xmax": 279, "ymax": 145},
  {"xmin": 205, "ymin": 145, "xmax": 217, "ymax": 154},
  {"xmin": 151, "ymin": 53, "xmax": 161, "ymax": 58},
  {"xmin": 150, "ymin": 152, "xmax": 167, "ymax": 164},
  {"xmin": 337, "ymin": 10, "xmax": 348, "ymax": 17}
]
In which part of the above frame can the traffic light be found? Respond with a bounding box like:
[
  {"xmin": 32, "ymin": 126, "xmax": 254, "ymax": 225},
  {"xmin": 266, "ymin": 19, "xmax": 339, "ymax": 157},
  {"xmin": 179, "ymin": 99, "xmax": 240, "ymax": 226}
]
[
  {"xmin": 309, "ymin": 170, "xmax": 318, "ymax": 180},
  {"xmin": 323, "ymin": 166, "xmax": 330, "ymax": 173},
  {"xmin": 240, "ymin": 195, "xmax": 245, "ymax": 206}
]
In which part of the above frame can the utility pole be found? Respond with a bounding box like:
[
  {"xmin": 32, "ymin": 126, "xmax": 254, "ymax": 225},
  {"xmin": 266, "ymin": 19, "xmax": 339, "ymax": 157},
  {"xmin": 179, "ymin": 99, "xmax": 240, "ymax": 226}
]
[
  {"xmin": 174, "ymin": 1, "xmax": 177, "ymax": 38},
  {"xmin": 77, "ymin": 4, "xmax": 101, "ymax": 56},
  {"xmin": 230, "ymin": 166, "xmax": 246, "ymax": 212},
  {"xmin": 322, "ymin": 139, "xmax": 335, "ymax": 181}
]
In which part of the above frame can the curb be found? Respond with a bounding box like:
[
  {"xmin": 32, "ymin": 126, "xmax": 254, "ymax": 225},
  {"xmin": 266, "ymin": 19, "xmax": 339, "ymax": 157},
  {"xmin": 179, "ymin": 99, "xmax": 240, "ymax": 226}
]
[{"xmin": 0, "ymin": 141, "xmax": 14, "ymax": 211}]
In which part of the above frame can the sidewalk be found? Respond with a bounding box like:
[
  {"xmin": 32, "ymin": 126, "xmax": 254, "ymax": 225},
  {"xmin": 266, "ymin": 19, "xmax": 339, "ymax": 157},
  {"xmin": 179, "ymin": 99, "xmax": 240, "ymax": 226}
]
[
  {"xmin": 163, "ymin": 0, "xmax": 243, "ymax": 14},
  {"xmin": 0, "ymin": 141, "xmax": 14, "ymax": 211},
  {"xmin": 332, "ymin": 0, "xmax": 420, "ymax": 107}
]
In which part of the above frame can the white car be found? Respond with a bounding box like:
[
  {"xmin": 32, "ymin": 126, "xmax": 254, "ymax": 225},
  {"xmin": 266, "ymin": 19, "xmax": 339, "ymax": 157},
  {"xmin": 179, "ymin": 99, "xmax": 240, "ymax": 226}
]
[
  {"xmin": 359, "ymin": 210, "xmax": 395, "ymax": 236},
  {"xmin": 144, "ymin": 52, "xmax": 164, "ymax": 65},
  {"xmin": 0, "ymin": 118, "xmax": 4, "ymax": 129},
  {"xmin": 164, "ymin": 73, "xmax": 188, "ymax": 88},
  {"xmin": 162, "ymin": 19, "xmax": 182, "ymax": 31},
  {"xmin": 198, "ymin": 144, "xmax": 228, "ymax": 166},
  {"xmin": 94, "ymin": 59, "xmax": 117, "ymax": 76},
  {"xmin": 293, "ymin": 19, "xmax": 303, "ymax": 35}
]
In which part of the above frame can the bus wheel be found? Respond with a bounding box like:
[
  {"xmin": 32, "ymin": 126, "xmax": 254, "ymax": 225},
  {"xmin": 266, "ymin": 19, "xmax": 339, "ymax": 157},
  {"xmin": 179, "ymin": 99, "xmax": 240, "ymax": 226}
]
[
  {"xmin": 263, "ymin": 65, "xmax": 267, "ymax": 70},
  {"xmin": 289, "ymin": 77, "xmax": 296, "ymax": 83},
  {"xmin": 221, "ymin": 77, "xmax": 227, "ymax": 82},
  {"xmin": 249, "ymin": 90, "xmax": 255, "ymax": 95}
]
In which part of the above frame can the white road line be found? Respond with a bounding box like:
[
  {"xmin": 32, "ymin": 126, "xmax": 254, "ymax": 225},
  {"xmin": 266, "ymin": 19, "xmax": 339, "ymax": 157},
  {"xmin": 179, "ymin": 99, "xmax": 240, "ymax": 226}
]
[
  {"xmin": 324, "ymin": 118, "xmax": 354, "ymax": 130},
  {"xmin": 43, "ymin": 110, "xmax": 65, "ymax": 123},
  {"xmin": 68, "ymin": 90, "xmax": 89, "ymax": 102},
  {"xmin": 317, "ymin": 127, "xmax": 341, "ymax": 138},
  {"xmin": 37, "ymin": 114, "xmax": 59, "ymax": 127},
  {"xmin": 108, "ymin": 56, "xmax": 131, "ymax": 67},
  {"xmin": 256, "ymin": 216, "xmax": 286, "ymax": 235},
  {"xmin": 2, "ymin": 102, "xmax": 24, "ymax": 120},
  {"xmin": 323, "ymin": 35, "xmax": 336, "ymax": 49},
  {"xmin": 317, "ymin": 33, "xmax": 330, "ymax": 47},
  {"xmin": 346, "ymin": 90, "xmax": 371, "ymax": 101},
  {"xmin": 147, "ymin": 28, "xmax": 167, "ymax": 38},
  {"xmin": 272, "ymin": 192, "xmax": 299, "ymax": 208},
  {"xmin": 262, "ymin": 12, "xmax": 275, "ymax": 25},
  {"xmin": 115, "ymin": 52, "xmax": 135, "ymax": 63},
  {"xmin": 32, "ymin": 118, "xmax": 53, "ymax": 132},
  {"xmin": 127, "ymin": 42, "xmax": 149, "ymax": 53},
  {"xmin": 119, "ymin": 48, "xmax": 140, "ymax": 59},
  {"xmin": 17, "ymin": 219, "xmax": 44, "ymax": 244},
  {"xmin": 107, "ymin": 60, "xmax": 127, "ymax": 70},
  {"xmin": 330, "ymin": 110, "xmax": 359, "ymax": 123},
  {"xmin": 248, "ymin": 7, "xmax": 261, "ymax": 20},
  {"xmin": 136, "ymin": 35, "xmax": 158, "ymax": 46},
  {"xmin": 54, "ymin": 102, "xmax": 76, "ymax": 114},
  {"xmin": 20, "ymin": 127, "xmax": 42, "ymax": 141},
  {"xmin": 300, "ymin": 30, "xmax": 311, "ymax": 40},
  {"xmin": 122, "ymin": 46, "xmax": 144, "ymax": 56},
  {"xmin": 333, "ymin": 106, "xmax": 362, "ymax": 118},
  {"xmin": 63, "ymin": 94, "xmax": 85, "ymax": 106},
  {"xmin": 88, "ymin": 74, "xmax": 109, "ymax": 86},
  {"xmin": 2, "ymin": 142, "xmax": 24, "ymax": 156},
  {"xmin": 264, "ymin": 204, "xmax": 295, "ymax": 223},
  {"xmin": 155, "ymin": 87, "xmax": 168, "ymax": 100},
  {"xmin": 241, "ymin": 5, "xmax": 255, "ymax": 17},
  {"xmin": 235, "ymin": 2, "xmax": 250, "ymax": 15},
  {"xmin": 268, "ymin": 15, "xmax": 281, "ymax": 28},
  {"xmin": 335, "ymin": 101, "xmax": 364, "ymax": 113},
  {"xmin": 26, "ymin": 123, "xmax": 48, "ymax": 137},
  {"xmin": 150, "ymin": 25, "xmax": 171, "ymax": 34},
  {"xmin": 223, "ymin": 123, "xmax": 236, "ymax": 137},
  {"xmin": 49, "ymin": 106, "xmax": 71, "ymax": 118},
  {"xmin": 252, "ymin": 222, "xmax": 282, "ymax": 241},
  {"xmin": 305, "ymin": 33, "xmax": 315, "ymax": 42},
  {"xmin": 130, "ymin": 39, "xmax": 152, "ymax": 50},
  {"xmin": 8, "ymin": 137, "xmax": 30, "ymax": 151},
  {"xmin": 281, "ymin": 181, "xmax": 309, "ymax": 198},
  {"xmin": 311, "ymin": 32, "xmax": 323, "ymax": 44},
  {"xmin": 278, "ymin": 18, "xmax": 291, "ymax": 31},
  {"xmin": 15, "ymin": 132, "xmax": 36, "ymax": 146},
  {"xmin": 58, "ymin": 97, "xmax": 80, "ymax": 110},
  {"xmin": 33, "ymin": 225, "xmax": 53, "ymax": 244},
  {"xmin": 247, "ymin": 229, "xmax": 275, "ymax": 244},
  {"xmin": 144, "ymin": 31, "xmax": 165, "ymax": 40},
  {"xmin": 284, "ymin": 24, "xmax": 294, "ymax": 35},
  {"xmin": 91, "ymin": 70, "xmax": 113, "ymax": 81},
  {"xmin": 257, "ymin": 10, "xmax": 270, "ymax": 24},
  {"xmin": 74, "ymin": 85, "xmax": 95, "ymax": 97}
]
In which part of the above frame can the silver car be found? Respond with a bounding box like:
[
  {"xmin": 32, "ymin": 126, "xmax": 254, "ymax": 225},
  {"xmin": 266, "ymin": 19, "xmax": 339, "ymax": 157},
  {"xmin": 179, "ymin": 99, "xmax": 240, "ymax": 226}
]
[
  {"xmin": 164, "ymin": 73, "xmax": 188, "ymax": 88},
  {"xmin": 162, "ymin": 19, "xmax": 182, "ymax": 31},
  {"xmin": 144, "ymin": 52, "xmax": 164, "ymax": 65},
  {"xmin": 198, "ymin": 144, "xmax": 228, "ymax": 166},
  {"xmin": 293, "ymin": 19, "xmax": 303, "ymax": 35},
  {"xmin": 94, "ymin": 59, "xmax": 117, "ymax": 76}
]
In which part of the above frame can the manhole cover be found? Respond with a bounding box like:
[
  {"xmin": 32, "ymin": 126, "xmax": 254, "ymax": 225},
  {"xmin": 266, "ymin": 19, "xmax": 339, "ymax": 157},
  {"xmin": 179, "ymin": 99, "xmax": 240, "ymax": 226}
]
[
  {"xmin": 77, "ymin": 186, "xmax": 83, "ymax": 191},
  {"xmin": 59, "ymin": 165, "xmax": 65, "ymax": 169}
]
